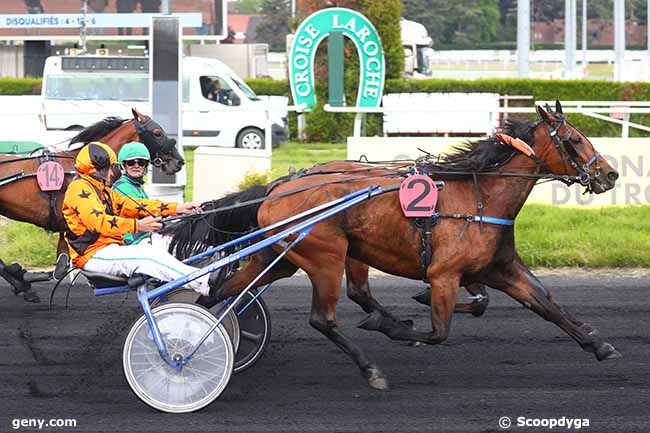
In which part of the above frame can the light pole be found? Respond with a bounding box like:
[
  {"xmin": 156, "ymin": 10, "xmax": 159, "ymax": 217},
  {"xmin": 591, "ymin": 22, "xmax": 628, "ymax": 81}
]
[
  {"xmin": 614, "ymin": 0, "xmax": 625, "ymax": 81},
  {"xmin": 582, "ymin": 0, "xmax": 588, "ymax": 70},
  {"xmin": 517, "ymin": 0, "xmax": 530, "ymax": 78}
]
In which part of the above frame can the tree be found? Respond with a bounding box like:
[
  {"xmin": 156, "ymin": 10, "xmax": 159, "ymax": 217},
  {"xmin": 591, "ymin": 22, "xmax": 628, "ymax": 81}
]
[
  {"xmin": 256, "ymin": 0, "xmax": 290, "ymax": 51},
  {"xmin": 403, "ymin": 0, "xmax": 499, "ymax": 48},
  {"xmin": 358, "ymin": 0, "xmax": 403, "ymax": 79}
]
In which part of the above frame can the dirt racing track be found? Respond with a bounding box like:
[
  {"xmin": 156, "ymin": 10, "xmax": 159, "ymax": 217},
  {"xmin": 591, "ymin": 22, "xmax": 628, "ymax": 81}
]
[{"xmin": 0, "ymin": 270, "xmax": 649, "ymax": 433}]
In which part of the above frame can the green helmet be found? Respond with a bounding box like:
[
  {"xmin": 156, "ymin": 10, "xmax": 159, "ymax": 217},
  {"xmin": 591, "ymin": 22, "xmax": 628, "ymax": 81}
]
[{"xmin": 118, "ymin": 141, "xmax": 150, "ymax": 163}]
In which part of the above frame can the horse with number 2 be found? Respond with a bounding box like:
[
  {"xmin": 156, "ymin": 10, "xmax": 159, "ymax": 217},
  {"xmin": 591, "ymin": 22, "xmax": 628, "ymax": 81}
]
[{"xmin": 97, "ymin": 102, "xmax": 620, "ymax": 413}]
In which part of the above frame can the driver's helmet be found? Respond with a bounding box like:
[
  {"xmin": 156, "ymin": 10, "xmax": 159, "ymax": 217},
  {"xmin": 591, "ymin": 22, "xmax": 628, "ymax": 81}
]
[{"xmin": 118, "ymin": 141, "xmax": 151, "ymax": 164}]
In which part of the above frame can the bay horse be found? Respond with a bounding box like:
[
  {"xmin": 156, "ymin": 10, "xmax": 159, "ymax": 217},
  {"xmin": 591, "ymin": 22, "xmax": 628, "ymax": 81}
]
[
  {"xmin": 168, "ymin": 102, "xmax": 620, "ymax": 389},
  {"xmin": 0, "ymin": 109, "xmax": 184, "ymax": 302}
]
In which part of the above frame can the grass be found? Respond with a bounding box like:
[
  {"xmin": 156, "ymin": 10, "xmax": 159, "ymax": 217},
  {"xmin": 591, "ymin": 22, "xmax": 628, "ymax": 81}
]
[
  {"xmin": 516, "ymin": 204, "xmax": 650, "ymax": 267},
  {"xmin": 2, "ymin": 142, "xmax": 648, "ymax": 268},
  {"xmin": 0, "ymin": 220, "xmax": 59, "ymax": 267}
]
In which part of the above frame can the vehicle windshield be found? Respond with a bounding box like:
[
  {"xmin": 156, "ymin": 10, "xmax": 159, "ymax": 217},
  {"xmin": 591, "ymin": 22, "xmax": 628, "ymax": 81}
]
[
  {"xmin": 416, "ymin": 46, "xmax": 433, "ymax": 76},
  {"xmin": 228, "ymin": 74, "xmax": 260, "ymax": 101},
  {"xmin": 44, "ymin": 74, "xmax": 149, "ymax": 101}
]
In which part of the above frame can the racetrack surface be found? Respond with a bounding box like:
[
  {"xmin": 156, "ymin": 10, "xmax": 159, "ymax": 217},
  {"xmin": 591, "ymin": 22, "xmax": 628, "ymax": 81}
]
[{"xmin": 0, "ymin": 271, "xmax": 649, "ymax": 433}]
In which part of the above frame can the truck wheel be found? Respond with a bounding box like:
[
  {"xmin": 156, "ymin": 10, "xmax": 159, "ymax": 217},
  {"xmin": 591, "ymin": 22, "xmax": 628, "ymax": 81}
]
[{"xmin": 236, "ymin": 127, "xmax": 265, "ymax": 150}]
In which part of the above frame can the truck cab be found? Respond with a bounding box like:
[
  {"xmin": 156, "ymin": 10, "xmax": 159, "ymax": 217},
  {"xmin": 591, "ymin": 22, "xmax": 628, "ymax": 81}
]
[
  {"xmin": 41, "ymin": 55, "xmax": 288, "ymax": 149},
  {"xmin": 401, "ymin": 18, "xmax": 434, "ymax": 78}
]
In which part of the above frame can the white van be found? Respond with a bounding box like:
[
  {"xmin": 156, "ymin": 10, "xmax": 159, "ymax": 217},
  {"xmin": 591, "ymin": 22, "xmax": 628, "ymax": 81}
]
[{"xmin": 41, "ymin": 55, "xmax": 288, "ymax": 149}]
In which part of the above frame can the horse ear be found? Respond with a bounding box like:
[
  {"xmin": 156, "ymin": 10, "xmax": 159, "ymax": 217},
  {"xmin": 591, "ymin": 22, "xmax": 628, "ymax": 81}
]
[
  {"xmin": 555, "ymin": 100, "xmax": 563, "ymax": 114},
  {"xmin": 131, "ymin": 108, "xmax": 143, "ymax": 122},
  {"xmin": 536, "ymin": 105, "xmax": 552, "ymax": 122}
]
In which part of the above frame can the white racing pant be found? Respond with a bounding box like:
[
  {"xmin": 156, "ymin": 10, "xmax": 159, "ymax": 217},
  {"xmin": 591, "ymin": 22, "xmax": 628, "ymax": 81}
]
[{"xmin": 83, "ymin": 243, "xmax": 210, "ymax": 295}]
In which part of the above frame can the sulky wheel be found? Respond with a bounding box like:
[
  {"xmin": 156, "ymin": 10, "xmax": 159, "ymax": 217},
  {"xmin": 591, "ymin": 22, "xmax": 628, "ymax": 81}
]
[
  {"xmin": 153, "ymin": 289, "xmax": 241, "ymax": 354},
  {"xmin": 123, "ymin": 303, "xmax": 234, "ymax": 413},
  {"xmin": 231, "ymin": 291, "xmax": 271, "ymax": 374}
]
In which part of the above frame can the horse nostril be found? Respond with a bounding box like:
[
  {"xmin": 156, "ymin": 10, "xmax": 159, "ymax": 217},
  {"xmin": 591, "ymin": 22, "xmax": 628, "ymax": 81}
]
[
  {"xmin": 607, "ymin": 171, "xmax": 619, "ymax": 183},
  {"xmin": 179, "ymin": 160, "xmax": 185, "ymax": 166}
]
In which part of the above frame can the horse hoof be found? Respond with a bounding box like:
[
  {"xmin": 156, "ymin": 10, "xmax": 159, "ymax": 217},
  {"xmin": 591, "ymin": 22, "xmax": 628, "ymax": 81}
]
[
  {"xmin": 366, "ymin": 368, "xmax": 388, "ymax": 390},
  {"xmin": 470, "ymin": 301, "xmax": 488, "ymax": 317},
  {"xmin": 595, "ymin": 342, "xmax": 622, "ymax": 361},
  {"xmin": 23, "ymin": 291, "xmax": 40, "ymax": 303},
  {"xmin": 358, "ymin": 310, "xmax": 383, "ymax": 331}
]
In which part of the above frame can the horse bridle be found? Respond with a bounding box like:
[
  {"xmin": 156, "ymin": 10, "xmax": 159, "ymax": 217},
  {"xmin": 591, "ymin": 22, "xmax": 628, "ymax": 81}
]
[
  {"xmin": 542, "ymin": 114, "xmax": 601, "ymax": 189},
  {"xmin": 133, "ymin": 116, "xmax": 176, "ymax": 168}
]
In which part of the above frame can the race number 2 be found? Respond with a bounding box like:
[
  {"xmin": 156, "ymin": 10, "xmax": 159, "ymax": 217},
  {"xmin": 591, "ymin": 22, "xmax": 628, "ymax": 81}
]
[
  {"xmin": 37, "ymin": 161, "xmax": 65, "ymax": 191},
  {"xmin": 399, "ymin": 175, "xmax": 438, "ymax": 217}
]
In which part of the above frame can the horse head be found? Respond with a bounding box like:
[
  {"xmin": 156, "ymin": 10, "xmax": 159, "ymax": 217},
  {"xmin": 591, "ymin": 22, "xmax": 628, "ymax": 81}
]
[
  {"xmin": 533, "ymin": 101, "xmax": 618, "ymax": 194},
  {"xmin": 131, "ymin": 109, "xmax": 185, "ymax": 175}
]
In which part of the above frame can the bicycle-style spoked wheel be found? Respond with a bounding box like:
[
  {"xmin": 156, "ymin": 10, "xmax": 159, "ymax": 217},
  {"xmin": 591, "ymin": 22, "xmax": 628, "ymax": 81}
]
[
  {"xmin": 153, "ymin": 289, "xmax": 241, "ymax": 353},
  {"xmin": 123, "ymin": 303, "xmax": 234, "ymax": 413},
  {"xmin": 232, "ymin": 291, "xmax": 271, "ymax": 374}
]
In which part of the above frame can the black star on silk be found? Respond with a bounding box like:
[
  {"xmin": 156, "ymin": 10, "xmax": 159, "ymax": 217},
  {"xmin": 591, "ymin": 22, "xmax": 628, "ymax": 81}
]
[
  {"xmin": 159, "ymin": 203, "xmax": 169, "ymax": 212},
  {"xmin": 136, "ymin": 203, "xmax": 148, "ymax": 213},
  {"xmin": 108, "ymin": 217, "xmax": 119, "ymax": 229},
  {"xmin": 72, "ymin": 206, "xmax": 81, "ymax": 216},
  {"xmin": 78, "ymin": 190, "xmax": 91, "ymax": 199},
  {"xmin": 116, "ymin": 202, "xmax": 123, "ymax": 213},
  {"xmin": 91, "ymin": 208, "xmax": 103, "ymax": 217}
]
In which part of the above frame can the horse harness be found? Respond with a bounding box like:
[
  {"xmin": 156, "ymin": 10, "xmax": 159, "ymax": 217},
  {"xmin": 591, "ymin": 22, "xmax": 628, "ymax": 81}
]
[{"xmin": 0, "ymin": 151, "xmax": 76, "ymax": 232}]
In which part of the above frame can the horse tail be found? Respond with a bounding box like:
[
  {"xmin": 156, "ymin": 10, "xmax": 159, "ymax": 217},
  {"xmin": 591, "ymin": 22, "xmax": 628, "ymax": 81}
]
[{"xmin": 164, "ymin": 184, "xmax": 267, "ymax": 260}]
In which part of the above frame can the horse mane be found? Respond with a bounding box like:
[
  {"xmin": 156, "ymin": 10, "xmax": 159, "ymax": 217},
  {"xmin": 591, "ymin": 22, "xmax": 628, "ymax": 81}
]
[
  {"xmin": 69, "ymin": 117, "xmax": 128, "ymax": 145},
  {"xmin": 418, "ymin": 119, "xmax": 538, "ymax": 180},
  {"xmin": 163, "ymin": 185, "xmax": 268, "ymax": 260}
]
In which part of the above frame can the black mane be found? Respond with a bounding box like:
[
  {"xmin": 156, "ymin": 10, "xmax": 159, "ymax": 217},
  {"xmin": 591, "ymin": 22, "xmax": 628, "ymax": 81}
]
[
  {"xmin": 418, "ymin": 119, "xmax": 538, "ymax": 179},
  {"xmin": 69, "ymin": 117, "xmax": 127, "ymax": 146},
  {"xmin": 163, "ymin": 185, "xmax": 267, "ymax": 260}
]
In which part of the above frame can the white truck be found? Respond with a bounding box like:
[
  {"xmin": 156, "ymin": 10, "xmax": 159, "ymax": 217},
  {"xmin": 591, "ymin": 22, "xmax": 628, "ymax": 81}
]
[
  {"xmin": 401, "ymin": 18, "xmax": 434, "ymax": 78},
  {"xmin": 41, "ymin": 55, "xmax": 289, "ymax": 149}
]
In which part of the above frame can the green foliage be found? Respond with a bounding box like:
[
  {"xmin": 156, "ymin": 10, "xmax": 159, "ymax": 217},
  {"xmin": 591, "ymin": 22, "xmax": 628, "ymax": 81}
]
[
  {"xmin": 256, "ymin": 0, "xmax": 290, "ymax": 51},
  {"xmin": 246, "ymin": 78, "xmax": 289, "ymax": 95},
  {"xmin": 358, "ymin": 0, "xmax": 403, "ymax": 79},
  {"xmin": 0, "ymin": 220, "xmax": 58, "ymax": 267},
  {"xmin": 232, "ymin": 0, "xmax": 261, "ymax": 14},
  {"xmin": 403, "ymin": 0, "xmax": 500, "ymax": 48},
  {"xmin": 0, "ymin": 78, "xmax": 41, "ymax": 95},
  {"xmin": 238, "ymin": 171, "xmax": 271, "ymax": 190}
]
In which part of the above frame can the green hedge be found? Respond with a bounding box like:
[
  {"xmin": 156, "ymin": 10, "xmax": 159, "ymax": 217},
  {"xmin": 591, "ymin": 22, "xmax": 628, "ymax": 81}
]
[{"xmin": 0, "ymin": 78, "xmax": 41, "ymax": 95}]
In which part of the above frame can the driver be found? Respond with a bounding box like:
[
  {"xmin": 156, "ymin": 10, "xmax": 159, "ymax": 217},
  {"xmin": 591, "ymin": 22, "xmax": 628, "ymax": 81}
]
[
  {"xmin": 112, "ymin": 141, "xmax": 153, "ymax": 245},
  {"xmin": 62, "ymin": 141, "xmax": 212, "ymax": 296}
]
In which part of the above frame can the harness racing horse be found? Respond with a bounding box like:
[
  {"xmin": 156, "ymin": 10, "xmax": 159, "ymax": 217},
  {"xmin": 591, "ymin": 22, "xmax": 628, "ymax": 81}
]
[
  {"xmin": 0, "ymin": 109, "xmax": 184, "ymax": 302},
  {"xmin": 169, "ymin": 102, "xmax": 620, "ymax": 389}
]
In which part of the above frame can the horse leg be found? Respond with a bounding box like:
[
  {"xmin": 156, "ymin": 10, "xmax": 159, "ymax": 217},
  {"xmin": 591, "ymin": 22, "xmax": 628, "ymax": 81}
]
[
  {"xmin": 484, "ymin": 257, "xmax": 621, "ymax": 361},
  {"xmin": 413, "ymin": 284, "xmax": 490, "ymax": 317},
  {"xmin": 0, "ymin": 258, "xmax": 42, "ymax": 303},
  {"xmin": 454, "ymin": 283, "xmax": 490, "ymax": 317},
  {"xmin": 359, "ymin": 265, "xmax": 461, "ymax": 346},
  {"xmin": 345, "ymin": 258, "xmax": 416, "ymax": 336},
  {"xmin": 301, "ymin": 256, "xmax": 388, "ymax": 390}
]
